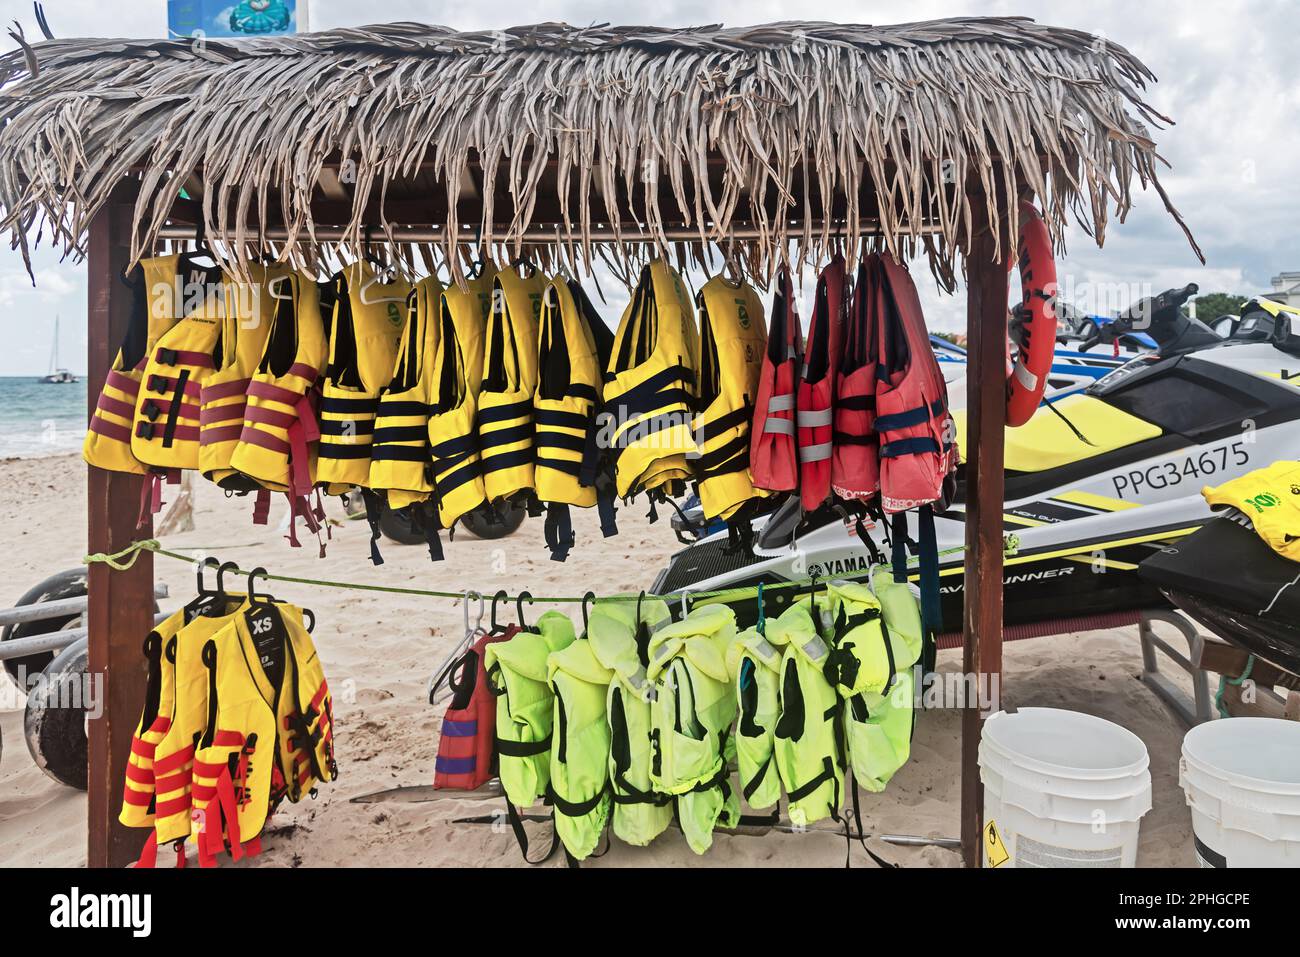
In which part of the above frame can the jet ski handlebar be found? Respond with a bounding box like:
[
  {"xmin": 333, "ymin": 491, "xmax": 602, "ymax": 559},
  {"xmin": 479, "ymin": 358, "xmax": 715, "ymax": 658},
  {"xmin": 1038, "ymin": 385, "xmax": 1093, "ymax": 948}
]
[{"xmin": 1080, "ymin": 283, "xmax": 1220, "ymax": 355}]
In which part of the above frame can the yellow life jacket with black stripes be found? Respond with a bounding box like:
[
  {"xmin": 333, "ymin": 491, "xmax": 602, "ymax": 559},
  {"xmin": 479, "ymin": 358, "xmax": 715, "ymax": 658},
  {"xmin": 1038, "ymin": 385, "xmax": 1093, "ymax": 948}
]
[
  {"xmin": 604, "ymin": 261, "xmax": 700, "ymax": 509},
  {"xmin": 368, "ymin": 277, "xmax": 444, "ymax": 510},
  {"xmin": 130, "ymin": 261, "xmax": 227, "ymax": 473},
  {"xmin": 188, "ymin": 601, "xmax": 336, "ymax": 867},
  {"xmin": 316, "ymin": 263, "xmax": 412, "ymax": 493},
  {"xmin": 694, "ymin": 275, "xmax": 769, "ymax": 524},
  {"xmin": 534, "ymin": 278, "xmax": 619, "ymax": 560},
  {"xmin": 478, "ymin": 266, "xmax": 548, "ymax": 505},
  {"xmin": 427, "ymin": 267, "xmax": 496, "ymax": 533},
  {"xmin": 84, "ymin": 254, "xmax": 197, "ymax": 475},
  {"xmin": 198, "ymin": 265, "xmax": 282, "ymax": 488},
  {"xmin": 227, "ymin": 272, "xmax": 328, "ymax": 498}
]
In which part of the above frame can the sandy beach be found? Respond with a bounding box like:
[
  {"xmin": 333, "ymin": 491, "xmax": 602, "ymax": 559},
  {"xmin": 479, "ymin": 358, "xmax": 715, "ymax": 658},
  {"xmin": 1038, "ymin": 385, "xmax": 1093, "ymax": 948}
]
[{"xmin": 0, "ymin": 452, "xmax": 1199, "ymax": 867}]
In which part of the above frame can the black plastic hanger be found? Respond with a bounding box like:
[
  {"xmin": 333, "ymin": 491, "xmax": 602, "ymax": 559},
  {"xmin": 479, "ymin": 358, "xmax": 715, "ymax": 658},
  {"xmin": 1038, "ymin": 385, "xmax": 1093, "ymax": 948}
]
[
  {"xmin": 516, "ymin": 590, "xmax": 535, "ymax": 632},
  {"xmin": 489, "ymin": 589, "xmax": 509, "ymax": 635},
  {"xmin": 184, "ymin": 557, "xmax": 222, "ymax": 620},
  {"xmin": 580, "ymin": 591, "xmax": 596, "ymax": 636}
]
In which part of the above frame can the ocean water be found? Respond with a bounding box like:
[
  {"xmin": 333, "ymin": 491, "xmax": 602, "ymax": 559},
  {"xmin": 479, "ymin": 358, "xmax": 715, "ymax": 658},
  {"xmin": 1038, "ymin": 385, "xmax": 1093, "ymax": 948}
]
[{"xmin": 0, "ymin": 377, "xmax": 88, "ymax": 458}]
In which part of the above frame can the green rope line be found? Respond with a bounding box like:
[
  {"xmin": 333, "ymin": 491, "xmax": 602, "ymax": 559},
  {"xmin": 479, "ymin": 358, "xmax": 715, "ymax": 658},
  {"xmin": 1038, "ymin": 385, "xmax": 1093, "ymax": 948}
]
[
  {"xmin": 1214, "ymin": 654, "xmax": 1256, "ymax": 719},
  {"xmin": 84, "ymin": 534, "xmax": 1017, "ymax": 607}
]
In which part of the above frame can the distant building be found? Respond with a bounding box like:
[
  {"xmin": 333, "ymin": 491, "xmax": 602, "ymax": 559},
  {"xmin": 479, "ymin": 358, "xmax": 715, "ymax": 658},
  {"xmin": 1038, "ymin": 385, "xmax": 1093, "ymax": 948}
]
[{"xmin": 1267, "ymin": 271, "xmax": 1300, "ymax": 307}]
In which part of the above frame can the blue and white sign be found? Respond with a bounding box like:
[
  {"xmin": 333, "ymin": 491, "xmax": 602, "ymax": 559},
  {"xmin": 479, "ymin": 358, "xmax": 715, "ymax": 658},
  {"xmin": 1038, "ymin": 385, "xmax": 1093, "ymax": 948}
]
[{"xmin": 168, "ymin": 0, "xmax": 305, "ymax": 39}]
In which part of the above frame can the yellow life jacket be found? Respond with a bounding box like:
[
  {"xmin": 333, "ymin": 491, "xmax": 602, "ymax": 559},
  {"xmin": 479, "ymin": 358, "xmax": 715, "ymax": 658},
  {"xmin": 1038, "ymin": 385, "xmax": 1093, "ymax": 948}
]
[
  {"xmin": 645, "ymin": 603, "xmax": 740, "ymax": 855},
  {"xmin": 726, "ymin": 624, "xmax": 787, "ymax": 810},
  {"xmin": 316, "ymin": 263, "xmax": 412, "ymax": 492},
  {"xmin": 1204, "ymin": 460, "xmax": 1300, "ymax": 562},
  {"xmin": 84, "ymin": 254, "xmax": 195, "ymax": 474},
  {"xmin": 694, "ymin": 276, "xmax": 769, "ymax": 521},
  {"xmin": 198, "ymin": 265, "xmax": 282, "ymax": 488},
  {"xmin": 604, "ymin": 261, "xmax": 701, "ymax": 505},
  {"xmin": 120, "ymin": 609, "xmax": 185, "ymax": 830},
  {"xmin": 771, "ymin": 599, "xmax": 844, "ymax": 827},
  {"xmin": 534, "ymin": 278, "xmax": 619, "ymax": 559},
  {"xmin": 547, "ymin": 633, "xmax": 614, "ymax": 862},
  {"xmin": 478, "ymin": 266, "xmax": 548, "ymax": 505},
  {"xmin": 129, "ymin": 259, "xmax": 228, "ymax": 472},
  {"xmin": 227, "ymin": 272, "xmax": 328, "ymax": 497},
  {"xmin": 368, "ymin": 277, "xmax": 444, "ymax": 510},
  {"xmin": 189, "ymin": 601, "xmax": 336, "ymax": 867},
  {"xmin": 588, "ymin": 596, "xmax": 676, "ymax": 847},
  {"xmin": 427, "ymin": 267, "xmax": 496, "ymax": 530}
]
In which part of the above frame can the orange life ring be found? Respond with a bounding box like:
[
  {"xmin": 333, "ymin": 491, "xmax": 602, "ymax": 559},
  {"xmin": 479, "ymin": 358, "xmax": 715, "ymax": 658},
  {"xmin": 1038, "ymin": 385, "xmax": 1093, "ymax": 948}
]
[{"xmin": 1005, "ymin": 203, "xmax": 1058, "ymax": 427}]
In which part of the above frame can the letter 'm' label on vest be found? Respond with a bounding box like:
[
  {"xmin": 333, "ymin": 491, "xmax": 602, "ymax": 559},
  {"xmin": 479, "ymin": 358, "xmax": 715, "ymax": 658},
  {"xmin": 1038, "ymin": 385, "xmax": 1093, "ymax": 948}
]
[{"xmin": 246, "ymin": 604, "xmax": 288, "ymax": 689}]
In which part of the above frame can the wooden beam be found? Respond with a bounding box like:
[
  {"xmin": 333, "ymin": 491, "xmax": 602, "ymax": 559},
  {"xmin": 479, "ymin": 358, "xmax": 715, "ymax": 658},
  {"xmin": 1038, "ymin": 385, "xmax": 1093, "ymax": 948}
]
[
  {"xmin": 86, "ymin": 190, "xmax": 154, "ymax": 868},
  {"xmin": 960, "ymin": 217, "xmax": 1009, "ymax": 867}
]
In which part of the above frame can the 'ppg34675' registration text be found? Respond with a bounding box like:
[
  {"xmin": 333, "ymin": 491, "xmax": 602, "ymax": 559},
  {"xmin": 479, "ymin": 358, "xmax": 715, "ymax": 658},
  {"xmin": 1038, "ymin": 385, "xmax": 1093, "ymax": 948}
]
[{"xmin": 1112, "ymin": 442, "xmax": 1250, "ymax": 498}]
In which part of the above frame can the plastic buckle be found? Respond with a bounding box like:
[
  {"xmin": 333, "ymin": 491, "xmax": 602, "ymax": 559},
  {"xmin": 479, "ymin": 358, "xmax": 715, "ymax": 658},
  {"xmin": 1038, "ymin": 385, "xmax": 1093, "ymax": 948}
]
[
  {"xmin": 142, "ymin": 400, "xmax": 161, "ymax": 421},
  {"xmin": 135, "ymin": 421, "xmax": 155, "ymax": 440},
  {"xmin": 158, "ymin": 348, "xmax": 179, "ymax": 365},
  {"xmin": 148, "ymin": 374, "xmax": 168, "ymax": 393}
]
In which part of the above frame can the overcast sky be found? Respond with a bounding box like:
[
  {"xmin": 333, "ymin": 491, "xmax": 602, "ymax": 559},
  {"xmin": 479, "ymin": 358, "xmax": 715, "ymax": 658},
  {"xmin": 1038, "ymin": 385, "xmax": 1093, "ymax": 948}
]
[{"xmin": 0, "ymin": 0, "xmax": 1295, "ymax": 374}]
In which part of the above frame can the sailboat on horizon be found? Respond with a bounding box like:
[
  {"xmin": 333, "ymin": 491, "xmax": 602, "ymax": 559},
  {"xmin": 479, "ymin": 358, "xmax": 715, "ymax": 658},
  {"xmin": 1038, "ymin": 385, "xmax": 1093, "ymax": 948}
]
[{"xmin": 39, "ymin": 316, "xmax": 78, "ymax": 384}]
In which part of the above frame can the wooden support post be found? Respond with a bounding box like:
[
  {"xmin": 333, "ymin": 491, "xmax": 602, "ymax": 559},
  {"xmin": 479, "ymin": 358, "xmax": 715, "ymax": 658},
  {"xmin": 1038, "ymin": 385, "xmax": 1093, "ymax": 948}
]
[
  {"xmin": 960, "ymin": 221, "xmax": 1009, "ymax": 867},
  {"xmin": 86, "ymin": 193, "xmax": 154, "ymax": 868}
]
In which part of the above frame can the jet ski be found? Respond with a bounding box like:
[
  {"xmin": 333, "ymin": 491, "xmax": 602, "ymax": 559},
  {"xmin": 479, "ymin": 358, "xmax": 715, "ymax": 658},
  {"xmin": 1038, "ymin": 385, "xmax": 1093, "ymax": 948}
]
[
  {"xmin": 1139, "ymin": 511, "xmax": 1300, "ymax": 676},
  {"xmin": 654, "ymin": 285, "xmax": 1300, "ymax": 633}
]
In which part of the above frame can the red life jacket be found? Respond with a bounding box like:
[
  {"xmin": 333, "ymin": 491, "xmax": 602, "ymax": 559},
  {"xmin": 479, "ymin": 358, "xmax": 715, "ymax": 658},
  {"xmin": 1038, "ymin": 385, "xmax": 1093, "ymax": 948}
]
[
  {"xmin": 832, "ymin": 255, "xmax": 881, "ymax": 501},
  {"xmin": 796, "ymin": 256, "xmax": 845, "ymax": 512},
  {"xmin": 749, "ymin": 268, "xmax": 802, "ymax": 494},
  {"xmin": 874, "ymin": 255, "xmax": 957, "ymax": 513},
  {"xmin": 433, "ymin": 628, "xmax": 515, "ymax": 790}
]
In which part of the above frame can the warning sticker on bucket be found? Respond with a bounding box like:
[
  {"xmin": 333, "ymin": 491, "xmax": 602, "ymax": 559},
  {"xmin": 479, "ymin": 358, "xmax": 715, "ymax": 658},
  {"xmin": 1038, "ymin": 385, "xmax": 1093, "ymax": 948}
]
[
  {"xmin": 984, "ymin": 821, "xmax": 1010, "ymax": 867},
  {"xmin": 1016, "ymin": 834, "xmax": 1123, "ymax": 868}
]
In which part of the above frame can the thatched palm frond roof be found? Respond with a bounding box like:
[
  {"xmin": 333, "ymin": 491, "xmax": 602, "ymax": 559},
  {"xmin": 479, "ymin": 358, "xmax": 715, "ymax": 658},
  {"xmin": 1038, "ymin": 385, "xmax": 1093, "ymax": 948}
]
[{"xmin": 0, "ymin": 18, "xmax": 1198, "ymax": 282}]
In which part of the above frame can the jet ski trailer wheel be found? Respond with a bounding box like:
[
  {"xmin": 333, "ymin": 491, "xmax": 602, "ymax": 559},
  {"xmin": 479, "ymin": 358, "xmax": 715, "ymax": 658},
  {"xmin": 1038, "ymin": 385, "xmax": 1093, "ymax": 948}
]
[
  {"xmin": 24, "ymin": 636, "xmax": 89, "ymax": 790},
  {"xmin": 1, "ymin": 567, "xmax": 88, "ymax": 683}
]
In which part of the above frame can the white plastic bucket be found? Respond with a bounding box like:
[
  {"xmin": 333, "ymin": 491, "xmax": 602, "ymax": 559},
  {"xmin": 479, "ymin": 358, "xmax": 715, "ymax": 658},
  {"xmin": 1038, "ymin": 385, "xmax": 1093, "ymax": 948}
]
[
  {"xmin": 979, "ymin": 708, "xmax": 1152, "ymax": 868},
  {"xmin": 1179, "ymin": 717, "xmax": 1300, "ymax": 867}
]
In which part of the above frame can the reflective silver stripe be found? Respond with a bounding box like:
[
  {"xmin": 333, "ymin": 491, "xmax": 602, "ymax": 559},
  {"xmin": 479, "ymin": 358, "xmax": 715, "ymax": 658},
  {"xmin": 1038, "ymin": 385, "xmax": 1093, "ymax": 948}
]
[
  {"xmin": 627, "ymin": 668, "xmax": 657, "ymax": 702},
  {"xmin": 796, "ymin": 408, "xmax": 832, "ymax": 427},
  {"xmin": 763, "ymin": 418, "xmax": 795, "ymax": 436},
  {"xmin": 653, "ymin": 642, "xmax": 674, "ymax": 664},
  {"xmin": 767, "ymin": 394, "xmax": 795, "ymax": 412},
  {"xmin": 800, "ymin": 441, "xmax": 832, "ymax": 462},
  {"xmin": 752, "ymin": 637, "xmax": 781, "ymax": 663},
  {"xmin": 648, "ymin": 614, "xmax": 671, "ymax": 634},
  {"xmin": 1011, "ymin": 359, "xmax": 1038, "ymax": 391},
  {"xmin": 802, "ymin": 635, "xmax": 829, "ymax": 661}
]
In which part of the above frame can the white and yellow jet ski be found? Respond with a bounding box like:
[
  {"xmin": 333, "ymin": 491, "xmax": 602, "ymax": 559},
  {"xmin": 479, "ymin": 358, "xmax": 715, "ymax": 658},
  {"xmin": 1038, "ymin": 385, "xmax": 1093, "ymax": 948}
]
[{"xmin": 655, "ymin": 287, "xmax": 1300, "ymax": 633}]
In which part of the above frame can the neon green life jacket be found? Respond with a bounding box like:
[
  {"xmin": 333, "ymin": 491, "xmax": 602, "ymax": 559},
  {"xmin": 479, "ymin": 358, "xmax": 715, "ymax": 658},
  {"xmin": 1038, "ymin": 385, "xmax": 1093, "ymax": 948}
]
[
  {"xmin": 547, "ymin": 635, "xmax": 614, "ymax": 862},
  {"xmin": 588, "ymin": 597, "xmax": 675, "ymax": 847},
  {"xmin": 645, "ymin": 604, "xmax": 740, "ymax": 855},
  {"xmin": 771, "ymin": 600, "xmax": 844, "ymax": 827},
  {"xmin": 839, "ymin": 568, "xmax": 924, "ymax": 792},
  {"xmin": 484, "ymin": 611, "xmax": 576, "ymax": 808},
  {"xmin": 726, "ymin": 625, "xmax": 787, "ymax": 810}
]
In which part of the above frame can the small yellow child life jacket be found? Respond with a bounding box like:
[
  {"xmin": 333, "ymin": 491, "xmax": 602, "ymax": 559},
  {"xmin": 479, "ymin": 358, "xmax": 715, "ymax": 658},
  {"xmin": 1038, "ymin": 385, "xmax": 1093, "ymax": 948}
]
[
  {"xmin": 368, "ymin": 277, "xmax": 444, "ymax": 510},
  {"xmin": 478, "ymin": 265, "xmax": 548, "ymax": 505},
  {"xmin": 588, "ymin": 596, "xmax": 676, "ymax": 847},
  {"xmin": 547, "ymin": 631, "xmax": 614, "ymax": 863},
  {"xmin": 189, "ymin": 601, "xmax": 336, "ymax": 867},
  {"xmin": 1204, "ymin": 460, "xmax": 1300, "ymax": 562},
  {"xmin": 604, "ymin": 261, "xmax": 701, "ymax": 506},
  {"xmin": 534, "ymin": 278, "xmax": 619, "ymax": 560},
  {"xmin": 694, "ymin": 275, "xmax": 769, "ymax": 522},
  {"xmin": 427, "ymin": 267, "xmax": 496, "ymax": 532},
  {"xmin": 316, "ymin": 262, "xmax": 412, "ymax": 493},
  {"xmin": 84, "ymin": 254, "xmax": 199, "ymax": 475},
  {"xmin": 645, "ymin": 603, "xmax": 740, "ymax": 855}
]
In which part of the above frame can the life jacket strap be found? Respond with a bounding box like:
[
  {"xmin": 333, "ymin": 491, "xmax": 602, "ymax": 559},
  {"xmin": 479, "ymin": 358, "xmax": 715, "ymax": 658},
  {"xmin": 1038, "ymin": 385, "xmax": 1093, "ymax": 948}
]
[
  {"xmin": 495, "ymin": 734, "xmax": 552, "ymax": 758},
  {"xmin": 544, "ymin": 503, "xmax": 576, "ymax": 562},
  {"xmin": 741, "ymin": 752, "xmax": 775, "ymax": 803},
  {"xmin": 546, "ymin": 781, "xmax": 608, "ymax": 819},
  {"xmin": 785, "ymin": 755, "xmax": 838, "ymax": 804},
  {"xmin": 360, "ymin": 488, "xmax": 385, "ymax": 566}
]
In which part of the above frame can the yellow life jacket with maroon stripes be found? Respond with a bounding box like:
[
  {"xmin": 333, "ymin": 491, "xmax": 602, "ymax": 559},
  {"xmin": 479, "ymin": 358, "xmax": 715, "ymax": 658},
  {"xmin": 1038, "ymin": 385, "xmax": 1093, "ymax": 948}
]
[
  {"xmin": 189, "ymin": 601, "xmax": 336, "ymax": 867},
  {"xmin": 119, "ymin": 599, "xmax": 249, "ymax": 866},
  {"xmin": 130, "ymin": 262, "xmax": 228, "ymax": 471},
  {"xmin": 227, "ymin": 272, "xmax": 328, "ymax": 497},
  {"xmin": 604, "ymin": 261, "xmax": 700, "ymax": 505},
  {"xmin": 478, "ymin": 266, "xmax": 548, "ymax": 505},
  {"xmin": 694, "ymin": 275, "xmax": 768, "ymax": 522},
  {"xmin": 368, "ymin": 277, "xmax": 443, "ymax": 510},
  {"xmin": 199, "ymin": 265, "xmax": 284, "ymax": 488},
  {"xmin": 316, "ymin": 263, "xmax": 412, "ymax": 493},
  {"xmin": 85, "ymin": 255, "xmax": 200, "ymax": 474},
  {"xmin": 427, "ymin": 267, "xmax": 495, "ymax": 530},
  {"xmin": 534, "ymin": 278, "xmax": 618, "ymax": 560}
]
